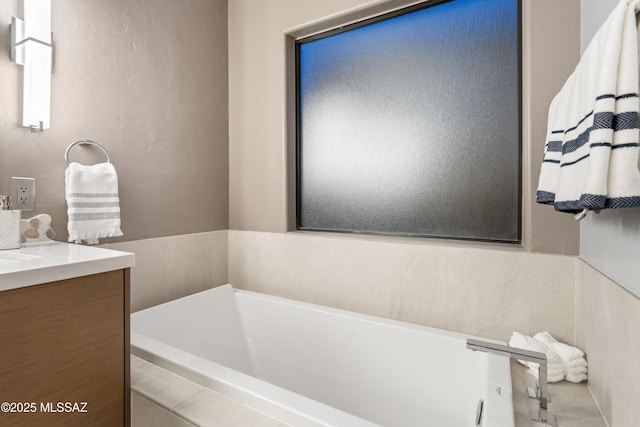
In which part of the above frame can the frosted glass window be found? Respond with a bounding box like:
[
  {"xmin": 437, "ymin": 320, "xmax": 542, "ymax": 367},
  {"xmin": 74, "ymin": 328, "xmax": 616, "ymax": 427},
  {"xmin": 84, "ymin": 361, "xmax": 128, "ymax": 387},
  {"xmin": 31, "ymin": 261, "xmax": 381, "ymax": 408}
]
[{"xmin": 296, "ymin": 0, "xmax": 521, "ymax": 242}]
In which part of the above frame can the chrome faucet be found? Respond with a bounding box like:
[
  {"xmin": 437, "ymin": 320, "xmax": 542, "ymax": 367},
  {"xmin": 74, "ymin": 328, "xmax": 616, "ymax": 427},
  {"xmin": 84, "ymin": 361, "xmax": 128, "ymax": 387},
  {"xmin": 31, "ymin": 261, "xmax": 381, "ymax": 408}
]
[{"xmin": 466, "ymin": 338, "xmax": 556, "ymax": 427}]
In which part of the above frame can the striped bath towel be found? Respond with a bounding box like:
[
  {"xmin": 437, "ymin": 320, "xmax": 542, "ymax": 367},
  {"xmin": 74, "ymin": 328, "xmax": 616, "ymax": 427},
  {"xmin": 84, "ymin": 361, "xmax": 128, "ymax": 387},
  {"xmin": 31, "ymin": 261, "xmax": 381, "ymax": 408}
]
[
  {"xmin": 65, "ymin": 162, "xmax": 123, "ymax": 244},
  {"xmin": 536, "ymin": 0, "xmax": 640, "ymax": 213}
]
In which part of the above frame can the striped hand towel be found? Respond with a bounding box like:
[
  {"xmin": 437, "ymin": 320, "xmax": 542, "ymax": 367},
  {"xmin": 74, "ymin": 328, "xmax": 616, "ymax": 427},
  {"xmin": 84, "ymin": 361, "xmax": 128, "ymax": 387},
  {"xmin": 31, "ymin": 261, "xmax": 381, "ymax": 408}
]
[
  {"xmin": 65, "ymin": 162, "xmax": 123, "ymax": 244},
  {"xmin": 536, "ymin": 0, "xmax": 640, "ymax": 213}
]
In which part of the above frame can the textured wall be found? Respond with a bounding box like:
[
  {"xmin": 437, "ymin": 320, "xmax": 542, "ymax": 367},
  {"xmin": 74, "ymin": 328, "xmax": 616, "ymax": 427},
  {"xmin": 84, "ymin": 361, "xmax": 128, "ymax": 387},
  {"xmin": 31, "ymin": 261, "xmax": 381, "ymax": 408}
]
[
  {"xmin": 0, "ymin": 0, "xmax": 228, "ymax": 242},
  {"xmin": 228, "ymin": 0, "xmax": 581, "ymax": 255}
]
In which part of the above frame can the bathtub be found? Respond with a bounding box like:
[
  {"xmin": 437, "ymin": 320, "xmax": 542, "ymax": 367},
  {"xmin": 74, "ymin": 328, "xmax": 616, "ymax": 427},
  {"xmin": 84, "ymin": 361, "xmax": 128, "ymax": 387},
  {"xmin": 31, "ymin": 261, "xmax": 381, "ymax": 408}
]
[{"xmin": 131, "ymin": 285, "xmax": 514, "ymax": 426}]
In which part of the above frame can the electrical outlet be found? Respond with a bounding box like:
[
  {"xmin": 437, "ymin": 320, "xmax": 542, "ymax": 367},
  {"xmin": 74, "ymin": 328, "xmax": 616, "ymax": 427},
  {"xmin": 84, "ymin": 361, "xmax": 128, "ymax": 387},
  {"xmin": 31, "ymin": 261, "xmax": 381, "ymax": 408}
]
[{"xmin": 10, "ymin": 177, "xmax": 36, "ymax": 211}]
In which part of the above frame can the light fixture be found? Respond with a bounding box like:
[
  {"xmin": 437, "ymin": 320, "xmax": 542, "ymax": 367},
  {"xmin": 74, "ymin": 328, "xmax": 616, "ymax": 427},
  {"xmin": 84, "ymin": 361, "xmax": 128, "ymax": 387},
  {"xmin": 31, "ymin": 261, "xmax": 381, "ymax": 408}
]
[{"xmin": 11, "ymin": 0, "xmax": 52, "ymax": 132}]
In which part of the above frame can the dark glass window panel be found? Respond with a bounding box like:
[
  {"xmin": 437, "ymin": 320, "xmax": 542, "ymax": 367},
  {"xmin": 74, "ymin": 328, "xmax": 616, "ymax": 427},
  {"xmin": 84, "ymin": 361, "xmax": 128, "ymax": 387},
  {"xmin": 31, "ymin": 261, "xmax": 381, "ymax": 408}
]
[{"xmin": 297, "ymin": 0, "xmax": 521, "ymax": 242}]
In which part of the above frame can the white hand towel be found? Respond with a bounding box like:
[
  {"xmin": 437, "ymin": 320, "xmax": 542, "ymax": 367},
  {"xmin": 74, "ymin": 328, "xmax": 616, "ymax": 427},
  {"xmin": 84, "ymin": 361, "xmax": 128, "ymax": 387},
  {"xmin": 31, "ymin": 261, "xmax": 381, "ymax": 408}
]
[
  {"xmin": 65, "ymin": 162, "xmax": 123, "ymax": 245},
  {"xmin": 537, "ymin": 0, "xmax": 640, "ymax": 213}
]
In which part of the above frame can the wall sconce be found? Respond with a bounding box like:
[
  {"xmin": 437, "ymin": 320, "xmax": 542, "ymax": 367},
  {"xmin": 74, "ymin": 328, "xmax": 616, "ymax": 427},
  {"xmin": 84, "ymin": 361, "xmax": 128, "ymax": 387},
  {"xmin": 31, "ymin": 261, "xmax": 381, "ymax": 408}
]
[{"xmin": 11, "ymin": 0, "xmax": 52, "ymax": 132}]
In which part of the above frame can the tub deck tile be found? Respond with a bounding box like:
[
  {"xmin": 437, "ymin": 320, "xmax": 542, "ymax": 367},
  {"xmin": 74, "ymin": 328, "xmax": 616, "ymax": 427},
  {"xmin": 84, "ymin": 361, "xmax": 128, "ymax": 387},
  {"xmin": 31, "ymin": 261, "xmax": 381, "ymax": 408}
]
[
  {"xmin": 511, "ymin": 361, "xmax": 606, "ymax": 427},
  {"xmin": 132, "ymin": 392, "xmax": 197, "ymax": 427},
  {"xmin": 173, "ymin": 388, "xmax": 285, "ymax": 427},
  {"xmin": 131, "ymin": 355, "xmax": 289, "ymax": 427},
  {"xmin": 131, "ymin": 358, "xmax": 203, "ymax": 410}
]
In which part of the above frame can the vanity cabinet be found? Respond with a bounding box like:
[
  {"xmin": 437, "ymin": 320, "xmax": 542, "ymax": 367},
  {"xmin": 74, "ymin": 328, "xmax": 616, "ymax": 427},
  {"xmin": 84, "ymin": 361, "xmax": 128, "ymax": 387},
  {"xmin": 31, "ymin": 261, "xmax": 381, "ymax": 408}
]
[{"xmin": 0, "ymin": 269, "xmax": 130, "ymax": 427}]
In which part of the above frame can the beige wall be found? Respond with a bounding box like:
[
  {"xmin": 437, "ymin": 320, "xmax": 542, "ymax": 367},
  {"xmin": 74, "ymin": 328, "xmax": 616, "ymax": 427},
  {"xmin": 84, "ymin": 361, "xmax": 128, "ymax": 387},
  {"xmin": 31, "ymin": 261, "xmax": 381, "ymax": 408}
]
[
  {"xmin": 0, "ymin": 0, "xmax": 229, "ymax": 242},
  {"xmin": 228, "ymin": 0, "xmax": 370, "ymax": 233},
  {"xmin": 523, "ymin": 0, "xmax": 581, "ymax": 254},
  {"xmin": 229, "ymin": 0, "xmax": 581, "ymax": 255}
]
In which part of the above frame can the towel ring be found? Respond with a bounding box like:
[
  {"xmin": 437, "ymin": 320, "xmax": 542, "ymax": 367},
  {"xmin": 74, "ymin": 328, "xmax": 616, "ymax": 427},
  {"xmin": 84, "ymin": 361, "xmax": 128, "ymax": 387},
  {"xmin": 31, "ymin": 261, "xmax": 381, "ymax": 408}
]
[{"xmin": 65, "ymin": 140, "xmax": 111, "ymax": 165}]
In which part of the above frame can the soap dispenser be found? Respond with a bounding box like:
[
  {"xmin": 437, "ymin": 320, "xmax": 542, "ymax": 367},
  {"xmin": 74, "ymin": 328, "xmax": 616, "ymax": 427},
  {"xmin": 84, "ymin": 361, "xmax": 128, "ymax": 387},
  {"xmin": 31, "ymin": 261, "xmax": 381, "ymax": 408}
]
[{"xmin": 0, "ymin": 195, "xmax": 21, "ymax": 250}]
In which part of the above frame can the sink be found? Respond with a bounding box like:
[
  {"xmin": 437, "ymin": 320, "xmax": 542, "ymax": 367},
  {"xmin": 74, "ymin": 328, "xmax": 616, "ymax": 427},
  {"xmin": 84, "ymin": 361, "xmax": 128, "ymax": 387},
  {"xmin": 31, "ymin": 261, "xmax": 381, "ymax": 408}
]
[{"xmin": 0, "ymin": 251, "xmax": 41, "ymax": 266}]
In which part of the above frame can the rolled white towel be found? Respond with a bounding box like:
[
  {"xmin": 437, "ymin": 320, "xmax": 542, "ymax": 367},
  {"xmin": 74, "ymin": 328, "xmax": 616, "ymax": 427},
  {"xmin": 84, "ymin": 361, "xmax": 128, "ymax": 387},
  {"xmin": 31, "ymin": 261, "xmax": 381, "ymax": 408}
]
[
  {"xmin": 564, "ymin": 353, "xmax": 588, "ymax": 383},
  {"xmin": 542, "ymin": 349, "xmax": 565, "ymax": 382},
  {"xmin": 568, "ymin": 365, "xmax": 588, "ymax": 375},
  {"xmin": 509, "ymin": 332, "xmax": 546, "ymax": 367},
  {"xmin": 565, "ymin": 371, "xmax": 588, "ymax": 383},
  {"xmin": 533, "ymin": 331, "xmax": 558, "ymax": 344},
  {"xmin": 535, "ymin": 333, "xmax": 588, "ymax": 382},
  {"xmin": 528, "ymin": 364, "xmax": 565, "ymax": 383},
  {"xmin": 567, "ymin": 358, "xmax": 588, "ymax": 368},
  {"xmin": 510, "ymin": 331, "xmax": 534, "ymax": 348},
  {"xmin": 509, "ymin": 332, "xmax": 565, "ymax": 382},
  {"xmin": 547, "ymin": 342, "xmax": 585, "ymax": 362},
  {"xmin": 510, "ymin": 332, "xmax": 533, "ymax": 367},
  {"xmin": 513, "ymin": 331, "xmax": 589, "ymax": 383}
]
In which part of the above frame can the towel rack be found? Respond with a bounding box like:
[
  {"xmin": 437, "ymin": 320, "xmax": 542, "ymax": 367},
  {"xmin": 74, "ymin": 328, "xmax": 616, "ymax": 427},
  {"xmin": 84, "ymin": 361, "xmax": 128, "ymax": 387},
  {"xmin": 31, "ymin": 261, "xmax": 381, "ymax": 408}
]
[
  {"xmin": 574, "ymin": 207, "xmax": 602, "ymax": 221},
  {"xmin": 65, "ymin": 140, "xmax": 111, "ymax": 165},
  {"xmin": 574, "ymin": 208, "xmax": 589, "ymax": 221}
]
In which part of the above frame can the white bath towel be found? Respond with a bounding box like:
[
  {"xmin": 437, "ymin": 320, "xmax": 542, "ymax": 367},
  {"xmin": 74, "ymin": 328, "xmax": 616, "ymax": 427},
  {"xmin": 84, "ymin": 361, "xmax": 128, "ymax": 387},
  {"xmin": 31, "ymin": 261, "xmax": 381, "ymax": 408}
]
[
  {"xmin": 509, "ymin": 332, "xmax": 565, "ymax": 382},
  {"xmin": 565, "ymin": 372, "xmax": 588, "ymax": 384},
  {"xmin": 65, "ymin": 162, "xmax": 123, "ymax": 244},
  {"xmin": 539, "ymin": 334, "xmax": 589, "ymax": 383},
  {"xmin": 566, "ymin": 365, "xmax": 588, "ymax": 374},
  {"xmin": 567, "ymin": 358, "xmax": 588, "ymax": 369},
  {"xmin": 537, "ymin": 0, "xmax": 640, "ymax": 213},
  {"xmin": 510, "ymin": 332, "xmax": 588, "ymax": 383},
  {"xmin": 547, "ymin": 342, "xmax": 585, "ymax": 362},
  {"xmin": 533, "ymin": 331, "xmax": 558, "ymax": 345}
]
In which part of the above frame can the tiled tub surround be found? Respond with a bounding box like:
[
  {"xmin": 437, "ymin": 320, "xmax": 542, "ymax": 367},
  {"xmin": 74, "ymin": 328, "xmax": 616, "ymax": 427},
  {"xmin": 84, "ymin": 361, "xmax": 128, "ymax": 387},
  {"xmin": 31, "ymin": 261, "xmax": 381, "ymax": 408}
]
[
  {"xmin": 576, "ymin": 260, "xmax": 640, "ymax": 427},
  {"xmin": 103, "ymin": 230, "xmax": 228, "ymax": 312},
  {"xmin": 228, "ymin": 230, "xmax": 576, "ymax": 344},
  {"xmin": 118, "ymin": 230, "xmax": 634, "ymax": 425}
]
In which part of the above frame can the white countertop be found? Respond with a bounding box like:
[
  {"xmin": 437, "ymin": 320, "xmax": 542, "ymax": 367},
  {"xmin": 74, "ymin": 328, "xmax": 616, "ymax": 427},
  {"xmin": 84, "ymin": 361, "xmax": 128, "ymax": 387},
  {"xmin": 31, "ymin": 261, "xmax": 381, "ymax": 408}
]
[{"xmin": 0, "ymin": 241, "xmax": 135, "ymax": 292}]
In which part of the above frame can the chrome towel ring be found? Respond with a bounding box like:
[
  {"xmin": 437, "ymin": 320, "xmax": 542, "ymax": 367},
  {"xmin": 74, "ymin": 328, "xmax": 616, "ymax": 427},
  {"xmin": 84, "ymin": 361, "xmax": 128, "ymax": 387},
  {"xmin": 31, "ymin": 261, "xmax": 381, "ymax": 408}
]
[{"xmin": 65, "ymin": 139, "xmax": 111, "ymax": 165}]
